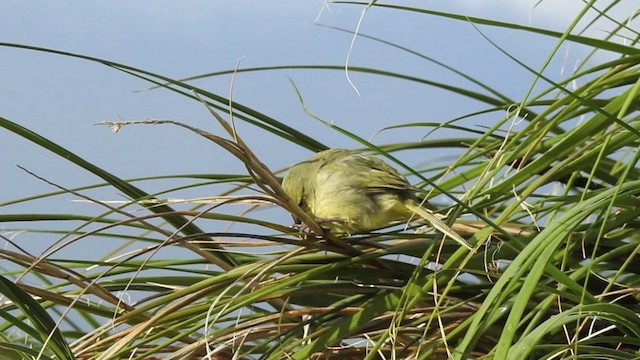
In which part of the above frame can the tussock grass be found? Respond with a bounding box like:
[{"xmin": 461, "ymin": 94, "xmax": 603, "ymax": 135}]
[{"xmin": 1, "ymin": 2, "xmax": 639, "ymax": 359}]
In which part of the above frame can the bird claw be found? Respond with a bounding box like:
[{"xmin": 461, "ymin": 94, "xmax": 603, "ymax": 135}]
[{"xmin": 291, "ymin": 222, "xmax": 332, "ymax": 240}]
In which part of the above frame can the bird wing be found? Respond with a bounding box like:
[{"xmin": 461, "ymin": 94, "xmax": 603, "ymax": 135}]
[{"xmin": 326, "ymin": 152, "xmax": 412, "ymax": 193}]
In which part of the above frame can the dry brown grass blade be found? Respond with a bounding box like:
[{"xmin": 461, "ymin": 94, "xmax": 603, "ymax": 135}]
[{"xmin": 194, "ymin": 91, "xmax": 362, "ymax": 256}]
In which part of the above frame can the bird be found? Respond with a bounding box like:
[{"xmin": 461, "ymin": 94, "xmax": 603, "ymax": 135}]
[{"xmin": 281, "ymin": 148, "xmax": 471, "ymax": 249}]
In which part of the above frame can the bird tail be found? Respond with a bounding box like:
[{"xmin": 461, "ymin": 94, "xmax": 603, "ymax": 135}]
[{"xmin": 404, "ymin": 201, "xmax": 472, "ymax": 250}]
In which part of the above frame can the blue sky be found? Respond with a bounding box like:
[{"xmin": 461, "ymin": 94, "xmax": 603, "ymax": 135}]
[{"xmin": 1, "ymin": 1, "xmax": 636, "ymax": 250}]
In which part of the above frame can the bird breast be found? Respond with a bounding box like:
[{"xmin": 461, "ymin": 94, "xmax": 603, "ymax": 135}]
[{"xmin": 310, "ymin": 168, "xmax": 407, "ymax": 232}]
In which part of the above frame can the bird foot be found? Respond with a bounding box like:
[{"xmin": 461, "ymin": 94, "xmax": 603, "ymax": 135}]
[{"xmin": 291, "ymin": 222, "xmax": 332, "ymax": 240}]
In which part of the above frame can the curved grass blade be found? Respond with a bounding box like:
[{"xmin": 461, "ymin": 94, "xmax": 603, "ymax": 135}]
[
  {"xmin": 0, "ymin": 275, "xmax": 75, "ymax": 360},
  {"xmin": 0, "ymin": 115, "xmax": 240, "ymax": 266}
]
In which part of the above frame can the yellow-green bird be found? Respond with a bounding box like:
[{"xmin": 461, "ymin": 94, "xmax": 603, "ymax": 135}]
[{"xmin": 282, "ymin": 149, "xmax": 471, "ymax": 249}]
